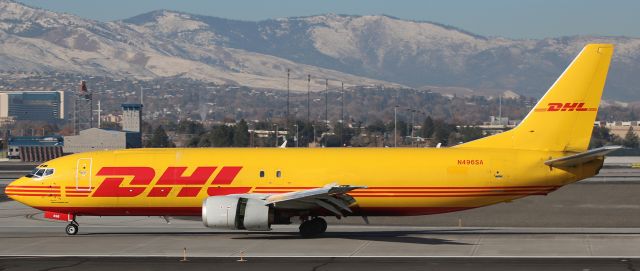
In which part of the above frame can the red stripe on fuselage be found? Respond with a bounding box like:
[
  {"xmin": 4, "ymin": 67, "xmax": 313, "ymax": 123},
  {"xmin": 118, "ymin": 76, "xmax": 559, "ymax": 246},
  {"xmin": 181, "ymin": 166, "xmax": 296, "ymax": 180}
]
[
  {"xmin": 8, "ymin": 186, "xmax": 60, "ymax": 189},
  {"xmin": 5, "ymin": 189, "xmax": 60, "ymax": 193},
  {"xmin": 253, "ymin": 186, "xmax": 559, "ymax": 191},
  {"xmin": 6, "ymin": 193, "xmax": 61, "ymax": 197},
  {"xmin": 207, "ymin": 187, "xmax": 252, "ymax": 196},
  {"xmin": 350, "ymin": 193, "xmax": 549, "ymax": 197},
  {"xmin": 363, "ymin": 186, "xmax": 559, "ymax": 189},
  {"xmin": 32, "ymin": 206, "xmax": 475, "ymax": 216}
]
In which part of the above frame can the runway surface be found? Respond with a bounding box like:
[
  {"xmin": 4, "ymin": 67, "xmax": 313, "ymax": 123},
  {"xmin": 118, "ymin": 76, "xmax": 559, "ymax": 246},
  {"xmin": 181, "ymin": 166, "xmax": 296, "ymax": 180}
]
[
  {"xmin": 1, "ymin": 197, "xmax": 640, "ymax": 258},
  {"xmin": 0, "ymin": 257, "xmax": 638, "ymax": 271}
]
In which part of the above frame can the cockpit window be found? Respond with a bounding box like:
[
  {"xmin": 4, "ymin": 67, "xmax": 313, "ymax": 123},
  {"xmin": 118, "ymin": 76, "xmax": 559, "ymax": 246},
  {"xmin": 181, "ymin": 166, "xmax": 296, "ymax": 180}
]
[{"xmin": 26, "ymin": 168, "xmax": 54, "ymax": 178}]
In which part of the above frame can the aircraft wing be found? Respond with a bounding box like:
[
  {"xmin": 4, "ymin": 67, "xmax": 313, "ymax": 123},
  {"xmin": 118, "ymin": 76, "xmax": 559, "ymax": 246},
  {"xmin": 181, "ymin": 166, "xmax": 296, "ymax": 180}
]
[
  {"xmin": 544, "ymin": 146, "xmax": 622, "ymax": 168},
  {"xmin": 263, "ymin": 184, "xmax": 366, "ymax": 217}
]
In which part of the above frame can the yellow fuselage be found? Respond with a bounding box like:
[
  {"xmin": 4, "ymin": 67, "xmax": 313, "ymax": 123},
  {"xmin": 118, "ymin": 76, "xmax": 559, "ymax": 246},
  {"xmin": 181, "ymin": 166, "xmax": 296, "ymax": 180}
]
[{"xmin": 7, "ymin": 147, "xmax": 601, "ymax": 217}]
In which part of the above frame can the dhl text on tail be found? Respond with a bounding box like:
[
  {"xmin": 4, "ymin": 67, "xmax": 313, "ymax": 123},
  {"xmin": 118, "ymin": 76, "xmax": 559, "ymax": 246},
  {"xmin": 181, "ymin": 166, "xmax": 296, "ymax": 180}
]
[{"xmin": 7, "ymin": 44, "xmax": 618, "ymax": 237}]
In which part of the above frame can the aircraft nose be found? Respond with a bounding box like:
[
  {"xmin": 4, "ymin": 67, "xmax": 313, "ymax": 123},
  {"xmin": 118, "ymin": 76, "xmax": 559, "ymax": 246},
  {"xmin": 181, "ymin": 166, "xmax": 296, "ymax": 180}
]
[
  {"xmin": 5, "ymin": 177, "xmax": 25, "ymax": 201},
  {"xmin": 5, "ymin": 179, "xmax": 17, "ymax": 200}
]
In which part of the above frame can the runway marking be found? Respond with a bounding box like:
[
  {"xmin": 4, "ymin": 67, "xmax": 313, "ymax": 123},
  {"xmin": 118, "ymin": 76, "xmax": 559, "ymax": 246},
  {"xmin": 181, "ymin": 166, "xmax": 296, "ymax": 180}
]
[
  {"xmin": 349, "ymin": 241, "xmax": 371, "ymax": 256},
  {"xmin": 585, "ymin": 234, "xmax": 594, "ymax": 257},
  {"xmin": 470, "ymin": 236, "xmax": 483, "ymax": 256},
  {"xmin": 230, "ymin": 239, "xmax": 268, "ymax": 257}
]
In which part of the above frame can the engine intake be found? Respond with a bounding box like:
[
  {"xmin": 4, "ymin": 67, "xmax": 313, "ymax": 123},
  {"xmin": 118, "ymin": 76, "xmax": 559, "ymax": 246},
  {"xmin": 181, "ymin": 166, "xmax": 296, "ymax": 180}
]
[{"xmin": 202, "ymin": 196, "xmax": 272, "ymax": 231}]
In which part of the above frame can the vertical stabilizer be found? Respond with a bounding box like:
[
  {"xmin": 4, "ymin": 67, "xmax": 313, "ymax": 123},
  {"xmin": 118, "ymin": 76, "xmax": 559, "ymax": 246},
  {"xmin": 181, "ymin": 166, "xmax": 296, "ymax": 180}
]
[{"xmin": 457, "ymin": 44, "xmax": 614, "ymax": 152}]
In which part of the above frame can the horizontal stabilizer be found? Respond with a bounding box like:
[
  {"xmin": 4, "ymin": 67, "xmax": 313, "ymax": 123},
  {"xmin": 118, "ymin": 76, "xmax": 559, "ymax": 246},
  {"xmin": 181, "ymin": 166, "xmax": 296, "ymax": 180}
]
[{"xmin": 544, "ymin": 146, "xmax": 622, "ymax": 167}]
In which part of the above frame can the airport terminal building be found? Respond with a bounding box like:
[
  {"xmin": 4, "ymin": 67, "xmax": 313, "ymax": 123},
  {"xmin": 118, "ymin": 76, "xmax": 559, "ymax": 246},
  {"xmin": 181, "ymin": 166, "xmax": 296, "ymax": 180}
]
[
  {"xmin": 0, "ymin": 91, "xmax": 65, "ymax": 122},
  {"xmin": 63, "ymin": 128, "xmax": 141, "ymax": 153},
  {"xmin": 63, "ymin": 103, "xmax": 143, "ymax": 153}
]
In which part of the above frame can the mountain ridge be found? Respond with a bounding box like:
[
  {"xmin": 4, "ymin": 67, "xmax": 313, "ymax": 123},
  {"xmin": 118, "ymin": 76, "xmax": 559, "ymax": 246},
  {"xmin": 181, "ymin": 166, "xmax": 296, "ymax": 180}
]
[{"xmin": 1, "ymin": 0, "xmax": 639, "ymax": 100}]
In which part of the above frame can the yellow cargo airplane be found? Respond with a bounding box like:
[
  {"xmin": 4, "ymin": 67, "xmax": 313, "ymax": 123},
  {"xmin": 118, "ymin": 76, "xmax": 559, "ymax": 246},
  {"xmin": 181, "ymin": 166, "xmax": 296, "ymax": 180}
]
[{"xmin": 7, "ymin": 44, "xmax": 619, "ymax": 237}]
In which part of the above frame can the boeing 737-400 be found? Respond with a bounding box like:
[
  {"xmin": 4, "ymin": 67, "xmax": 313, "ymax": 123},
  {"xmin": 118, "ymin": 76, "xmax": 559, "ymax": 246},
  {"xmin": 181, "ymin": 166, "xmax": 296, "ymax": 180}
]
[{"xmin": 6, "ymin": 44, "xmax": 618, "ymax": 237}]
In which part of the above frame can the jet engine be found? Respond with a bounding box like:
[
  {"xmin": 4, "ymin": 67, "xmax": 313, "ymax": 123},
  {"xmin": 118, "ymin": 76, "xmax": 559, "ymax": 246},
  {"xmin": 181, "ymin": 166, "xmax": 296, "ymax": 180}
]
[{"xmin": 202, "ymin": 196, "xmax": 272, "ymax": 231}]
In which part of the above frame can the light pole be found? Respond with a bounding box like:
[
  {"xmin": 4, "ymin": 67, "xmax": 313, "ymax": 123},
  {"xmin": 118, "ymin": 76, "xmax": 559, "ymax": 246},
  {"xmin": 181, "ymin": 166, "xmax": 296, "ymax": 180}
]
[
  {"xmin": 251, "ymin": 130, "xmax": 254, "ymax": 147},
  {"xmin": 249, "ymin": 123, "xmax": 254, "ymax": 147},
  {"xmin": 307, "ymin": 74, "xmax": 311, "ymax": 124},
  {"xmin": 394, "ymin": 105, "xmax": 398, "ymax": 147},
  {"xmin": 93, "ymin": 100, "xmax": 102, "ymax": 128},
  {"xmin": 325, "ymin": 79, "xmax": 328, "ymax": 129},
  {"xmin": 340, "ymin": 81, "xmax": 344, "ymax": 147},
  {"xmin": 312, "ymin": 125, "xmax": 316, "ymax": 145},
  {"xmin": 294, "ymin": 124, "xmax": 299, "ymax": 147},
  {"xmin": 405, "ymin": 108, "xmax": 414, "ymax": 146},
  {"xmin": 286, "ymin": 69, "xmax": 290, "ymax": 124},
  {"xmin": 273, "ymin": 124, "xmax": 278, "ymax": 147},
  {"xmin": 410, "ymin": 109, "xmax": 416, "ymax": 146}
]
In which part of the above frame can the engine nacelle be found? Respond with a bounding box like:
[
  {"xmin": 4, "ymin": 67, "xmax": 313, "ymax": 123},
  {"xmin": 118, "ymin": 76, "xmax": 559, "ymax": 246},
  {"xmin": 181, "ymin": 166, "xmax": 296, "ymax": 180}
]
[{"xmin": 202, "ymin": 196, "xmax": 272, "ymax": 231}]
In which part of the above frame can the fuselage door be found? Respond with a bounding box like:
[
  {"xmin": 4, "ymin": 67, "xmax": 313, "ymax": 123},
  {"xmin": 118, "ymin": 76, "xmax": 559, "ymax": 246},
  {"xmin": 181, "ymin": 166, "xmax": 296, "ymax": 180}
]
[{"xmin": 75, "ymin": 158, "xmax": 92, "ymax": 191}]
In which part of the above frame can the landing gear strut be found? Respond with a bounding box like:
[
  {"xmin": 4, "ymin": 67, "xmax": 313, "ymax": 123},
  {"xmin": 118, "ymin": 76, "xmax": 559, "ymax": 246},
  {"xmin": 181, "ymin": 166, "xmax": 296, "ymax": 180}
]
[
  {"xmin": 65, "ymin": 219, "xmax": 79, "ymax": 235},
  {"xmin": 299, "ymin": 217, "xmax": 327, "ymax": 238}
]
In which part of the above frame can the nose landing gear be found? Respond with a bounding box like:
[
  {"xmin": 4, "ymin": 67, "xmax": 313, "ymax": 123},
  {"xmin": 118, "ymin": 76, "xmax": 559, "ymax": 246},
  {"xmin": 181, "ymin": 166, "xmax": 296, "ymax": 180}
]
[{"xmin": 299, "ymin": 217, "xmax": 327, "ymax": 238}]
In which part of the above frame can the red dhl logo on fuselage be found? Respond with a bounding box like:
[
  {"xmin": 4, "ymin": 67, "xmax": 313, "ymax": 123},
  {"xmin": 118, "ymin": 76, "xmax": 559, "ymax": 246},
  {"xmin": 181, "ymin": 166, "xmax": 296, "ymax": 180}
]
[
  {"xmin": 74, "ymin": 166, "xmax": 248, "ymax": 198},
  {"xmin": 534, "ymin": 102, "xmax": 597, "ymax": 112}
]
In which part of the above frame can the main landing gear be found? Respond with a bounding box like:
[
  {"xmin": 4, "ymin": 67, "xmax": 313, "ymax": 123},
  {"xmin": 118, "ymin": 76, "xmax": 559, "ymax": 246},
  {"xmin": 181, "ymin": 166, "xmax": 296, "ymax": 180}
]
[
  {"xmin": 299, "ymin": 217, "xmax": 327, "ymax": 238},
  {"xmin": 65, "ymin": 220, "xmax": 79, "ymax": 235}
]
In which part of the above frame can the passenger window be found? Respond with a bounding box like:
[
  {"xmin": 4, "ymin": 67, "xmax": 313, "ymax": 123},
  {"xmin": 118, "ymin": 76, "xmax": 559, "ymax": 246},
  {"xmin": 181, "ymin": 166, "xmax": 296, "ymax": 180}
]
[
  {"xmin": 44, "ymin": 169, "xmax": 54, "ymax": 176},
  {"xmin": 259, "ymin": 170, "xmax": 265, "ymax": 178},
  {"xmin": 276, "ymin": 170, "xmax": 282, "ymax": 178}
]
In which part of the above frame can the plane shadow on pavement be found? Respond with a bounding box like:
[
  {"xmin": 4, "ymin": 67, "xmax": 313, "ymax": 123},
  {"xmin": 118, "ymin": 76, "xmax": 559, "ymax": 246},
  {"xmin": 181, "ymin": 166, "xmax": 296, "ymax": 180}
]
[
  {"xmin": 43, "ymin": 230, "xmax": 470, "ymax": 245},
  {"xmin": 230, "ymin": 231, "xmax": 471, "ymax": 245}
]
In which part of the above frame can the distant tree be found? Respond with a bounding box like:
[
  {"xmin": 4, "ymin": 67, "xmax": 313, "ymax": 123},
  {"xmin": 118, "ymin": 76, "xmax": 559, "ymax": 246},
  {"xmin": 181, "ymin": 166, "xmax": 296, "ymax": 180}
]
[
  {"xmin": 141, "ymin": 121, "xmax": 153, "ymax": 134},
  {"xmin": 322, "ymin": 135, "xmax": 341, "ymax": 147},
  {"xmin": 334, "ymin": 123, "xmax": 355, "ymax": 146},
  {"xmin": 186, "ymin": 136, "xmax": 201, "ymax": 147},
  {"xmin": 366, "ymin": 119, "xmax": 387, "ymax": 134},
  {"xmin": 590, "ymin": 126, "xmax": 614, "ymax": 148},
  {"xmin": 163, "ymin": 121, "xmax": 178, "ymax": 132},
  {"xmin": 211, "ymin": 125, "xmax": 234, "ymax": 147},
  {"xmin": 177, "ymin": 119, "xmax": 205, "ymax": 135},
  {"xmin": 233, "ymin": 119, "xmax": 250, "ymax": 147},
  {"xmin": 386, "ymin": 120, "xmax": 408, "ymax": 137},
  {"xmin": 457, "ymin": 126, "xmax": 484, "ymax": 143},
  {"xmin": 623, "ymin": 126, "xmax": 639, "ymax": 148},
  {"xmin": 197, "ymin": 135, "xmax": 212, "ymax": 147},
  {"xmin": 147, "ymin": 125, "xmax": 174, "ymax": 148},
  {"xmin": 433, "ymin": 119, "xmax": 455, "ymax": 146},
  {"xmin": 299, "ymin": 121, "xmax": 315, "ymax": 146},
  {"xmin": 420, "ymin": 116, "xmax": 435, "ymax": 138}
]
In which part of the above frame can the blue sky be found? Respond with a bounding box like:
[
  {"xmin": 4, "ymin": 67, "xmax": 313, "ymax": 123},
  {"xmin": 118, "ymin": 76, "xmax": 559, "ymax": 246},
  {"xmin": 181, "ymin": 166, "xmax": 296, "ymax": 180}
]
[{"xmin": 18, "ymin": 0, "xmax": 640, "ymax": 39}]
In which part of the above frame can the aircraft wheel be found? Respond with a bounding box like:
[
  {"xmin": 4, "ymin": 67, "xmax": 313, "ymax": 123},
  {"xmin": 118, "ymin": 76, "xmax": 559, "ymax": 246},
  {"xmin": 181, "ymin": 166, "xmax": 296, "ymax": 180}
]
[
  {"xmin": 316, "ymin": 217, "xmax": 327, "ymax": 233},
  {"xmin": 299, "ymin": 218, "xmax": 326, "ymax": 238},
  {"xmin": 65, "ymin": 223, "xmax": 78, "ymax": 235}
]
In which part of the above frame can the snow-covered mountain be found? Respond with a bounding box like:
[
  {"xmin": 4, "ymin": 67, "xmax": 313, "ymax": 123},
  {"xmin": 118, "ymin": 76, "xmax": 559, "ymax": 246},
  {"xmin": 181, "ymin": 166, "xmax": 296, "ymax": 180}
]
[{"xmin": 1, "ymin": 0, "xmax": 640, "ymax": 99}]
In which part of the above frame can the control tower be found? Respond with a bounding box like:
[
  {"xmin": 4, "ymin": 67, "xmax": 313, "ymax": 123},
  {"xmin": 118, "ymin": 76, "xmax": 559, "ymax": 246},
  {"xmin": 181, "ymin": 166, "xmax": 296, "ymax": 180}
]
[{"xmin": 121, "ymin": 104, "xmax": 142, "ymax": 133}]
